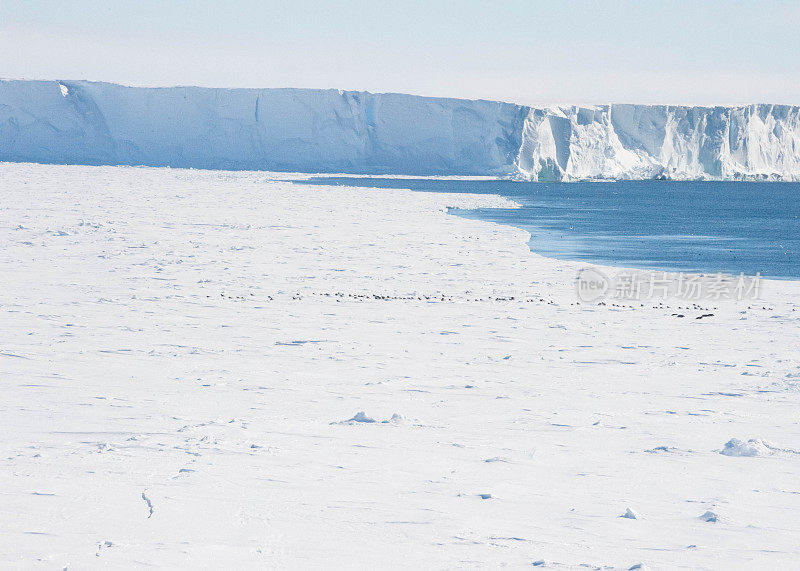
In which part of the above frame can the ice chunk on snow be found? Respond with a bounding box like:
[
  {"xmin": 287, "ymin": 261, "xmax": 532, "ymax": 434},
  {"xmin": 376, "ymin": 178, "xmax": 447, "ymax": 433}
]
[
  {"xmin": 333, "ymin": 411, "xmax": 409, "ymax": 425},
  {"xmin": 348, "ymin": 411, "xmax": 376, "ymax": 423},
  {"xmin": 720, "ymin": 438, "xmax": 771, "ymax": 457},
  {"xmin": 620, "ymin": 507, "xmax": 639, "ymax": 519},
  {"xmin": 699, "ymin": 510, "xmax": 718, "ymax": 523}
]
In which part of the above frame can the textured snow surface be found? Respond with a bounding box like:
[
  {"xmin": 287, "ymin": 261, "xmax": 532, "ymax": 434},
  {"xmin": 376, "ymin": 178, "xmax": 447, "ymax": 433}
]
[
  {"xmin": 2, "ymin": 163, "xmax": 800, "ymax": 569},
  {"xmin": 3, "ymin": 80, "xmax": 800, "ymax": 180}
]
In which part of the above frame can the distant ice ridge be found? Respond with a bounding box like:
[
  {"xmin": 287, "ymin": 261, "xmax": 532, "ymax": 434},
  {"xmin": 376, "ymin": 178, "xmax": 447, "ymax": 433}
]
[{"xmin": 2, "ymin": 80, "xmax": 800, "ymax": 180}]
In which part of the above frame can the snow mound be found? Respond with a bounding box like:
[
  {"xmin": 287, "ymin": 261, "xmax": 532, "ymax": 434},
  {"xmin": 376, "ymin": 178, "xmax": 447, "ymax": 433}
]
[{"xmin": 720, "ymin": 438, "xmax": 772, "ymax": 457}]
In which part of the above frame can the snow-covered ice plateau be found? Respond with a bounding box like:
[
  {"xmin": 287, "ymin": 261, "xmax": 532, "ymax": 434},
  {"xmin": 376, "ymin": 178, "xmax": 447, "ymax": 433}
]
[
  {"xmin": 3, "ymin": 80, "xmax": 800, "ymax": 180},
  {"xmin": 2, "ymin": 163, "xmax": 800, "ymax": 569}
]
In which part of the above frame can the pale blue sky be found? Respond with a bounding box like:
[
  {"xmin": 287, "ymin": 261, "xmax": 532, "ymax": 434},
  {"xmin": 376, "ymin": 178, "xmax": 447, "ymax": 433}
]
[{"xmin": 2, "ymin": 0, "xmax": 798, "ymax": 105}]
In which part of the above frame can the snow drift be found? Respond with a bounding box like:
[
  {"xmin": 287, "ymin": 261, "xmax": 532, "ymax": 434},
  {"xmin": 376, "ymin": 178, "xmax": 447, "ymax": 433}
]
[{"xmin": 2, "ymin": 80, "xmax": 800, "ymax": 180}]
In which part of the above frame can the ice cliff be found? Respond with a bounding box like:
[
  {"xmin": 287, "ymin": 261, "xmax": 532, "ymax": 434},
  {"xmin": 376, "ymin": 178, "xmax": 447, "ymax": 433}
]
[
  {"xmin": 516, "ymin": 104, "xmax": 800, "ymax": 181},
  {"xmin": 2, "ymin": 80, "xmax": 800, "ymax": 180},
  {"xmin": 0, "ymin": 80, "xmax": 524, "ymax": 175}
]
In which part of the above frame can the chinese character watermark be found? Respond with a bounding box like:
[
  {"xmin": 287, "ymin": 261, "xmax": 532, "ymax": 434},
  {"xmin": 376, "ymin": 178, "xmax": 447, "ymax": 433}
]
[{"xmin": 575, "ymin": 267, "xmax": 761, "ymax": 302}]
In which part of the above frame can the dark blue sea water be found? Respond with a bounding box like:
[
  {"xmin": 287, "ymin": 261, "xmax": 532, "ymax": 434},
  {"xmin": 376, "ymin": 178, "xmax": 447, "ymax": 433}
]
[{"xmin": 297, "ymin": 178, "xmax": 800, "ymax": 280}]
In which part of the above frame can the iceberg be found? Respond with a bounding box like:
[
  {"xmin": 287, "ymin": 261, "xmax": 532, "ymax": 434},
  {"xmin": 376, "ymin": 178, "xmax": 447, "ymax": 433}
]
[{"xmin": 1, "ymin": 80, "xmax": 799, "ymax": 180}]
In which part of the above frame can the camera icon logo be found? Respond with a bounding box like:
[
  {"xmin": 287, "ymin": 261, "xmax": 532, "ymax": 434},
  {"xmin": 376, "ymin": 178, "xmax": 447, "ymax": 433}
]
[{"xmin": 575, "ymin": 267, "xmax": 609, "ymax": 302}]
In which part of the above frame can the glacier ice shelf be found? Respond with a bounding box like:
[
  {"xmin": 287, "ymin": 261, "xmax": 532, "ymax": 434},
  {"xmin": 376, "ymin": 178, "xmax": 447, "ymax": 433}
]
[{"xmin": 2, "ymin": 80, "xmax": 800, "ymax": 181}]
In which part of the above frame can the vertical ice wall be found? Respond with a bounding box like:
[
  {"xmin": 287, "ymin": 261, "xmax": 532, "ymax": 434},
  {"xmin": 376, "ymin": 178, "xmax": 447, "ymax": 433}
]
[
  {"xmin": 0, "ymin": 80, "xmax": 524, "ymax": 174},
  {"xmin": 2, "ymin": 80, "xmax": 800, "ymax": 179},
  {"xmin": 514, "ymin": 104, "xmax": 800, "ymax": 181}
]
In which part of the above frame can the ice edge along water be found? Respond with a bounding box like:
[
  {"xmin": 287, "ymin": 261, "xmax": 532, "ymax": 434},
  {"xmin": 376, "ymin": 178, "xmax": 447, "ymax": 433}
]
[{"xmin": 2, "ymin": 79, "xmax": 800, "ymax": 181}]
